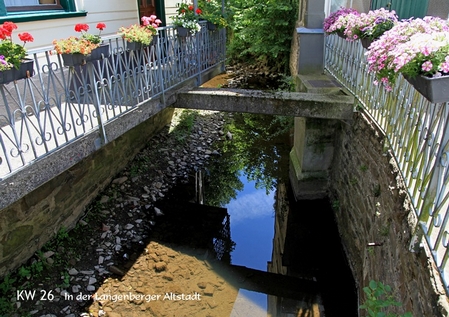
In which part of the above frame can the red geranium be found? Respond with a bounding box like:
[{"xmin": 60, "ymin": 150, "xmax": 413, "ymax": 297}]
[
  {"xmin": 2, "ymin": 21, "xmax": 17, "ymax": 36},
  {"xmin": 96, "ymin": 23, "xmax": 106, "ymax": 31},
  {"xmin": 0, "ymin": 21, "xmax": 34, "ymax": 70},
  {"xmin": 196, "ymin": 8, "xmax": 202, "ymax": 14},
  {"xmin": 74, "ymin": 23, "xmax": 89, "ymax": 33},
  {"xmin": 18, "ymin": 32, "xmax": 34, "ymax": 43},
  {"xmin": 188, "ymin": 5, "xmax": 193, "ymax": 10}
]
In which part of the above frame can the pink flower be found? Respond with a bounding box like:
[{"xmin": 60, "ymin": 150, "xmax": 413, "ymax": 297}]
[
  {"xmin": 439, "ymin": 61, "xmax": 449, "ymax": 73},
  {"xmin": 422, "ymin": 61, "xmax": 433, "ymax": 72}
]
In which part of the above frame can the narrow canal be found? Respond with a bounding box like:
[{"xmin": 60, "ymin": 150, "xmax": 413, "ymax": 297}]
[{"xmin": 151, "ymin": 112, "xmax": 358, "ymax": 316}]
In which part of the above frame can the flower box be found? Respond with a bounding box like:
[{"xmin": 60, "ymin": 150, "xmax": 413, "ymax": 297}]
[
  {"xmin": 404, "ymin": 74, "xmax": 449, "ymax": 104},
  {"xmin": 177, "ymin": 26, "xmax": 190, "ymax": 37},
  {"xmin": 151, "ymin": 34, "xmax": 158, "ymax": 46},
  {"xmin": 336, "ymin": 30, "xmax": 346, "ymax": 39},
  {"xmin": 0, "ymin": 58, "xmax": 34, "ymax": 85},
  {"xmin": 62, "ymin": 44, "xmax": 110, "ymax": 67},
  {"xmin": 127, "ymin": 41, "xmax": 148, "ymax": 51},
  {"xmin": 89, "ymin": 44, "xmax": 110, "ymax": 61},
  {"xmin": 360, "ymin": 38, "xmax": 373, "ymax": 49},
  {"xmin": 62, "ymin": 53, "xmax": 90, "ymax": 67}
]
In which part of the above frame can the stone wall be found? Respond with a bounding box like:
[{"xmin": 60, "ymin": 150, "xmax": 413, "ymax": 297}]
[{"xmin": 329, "ymin": 111, "xmax": 449, "ymax": 316}]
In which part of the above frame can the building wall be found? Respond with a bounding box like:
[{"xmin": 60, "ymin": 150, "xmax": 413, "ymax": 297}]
[
  {"xmin": 328, "ymin": 111, "xmax": 449, "ymax": 316},
  {"xmin": 165, "ymin": 0, "xmax": 179, "ymax": 22}
]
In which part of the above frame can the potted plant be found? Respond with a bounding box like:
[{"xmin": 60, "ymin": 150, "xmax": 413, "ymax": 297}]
[
  {"xmin": 198, "ymin": 0, "xmax": 227, "ymax": 31},
  {"xmin": 53, "ymin": 23, "xmax": 108, "ymax": 67},
  {"xmin": 119, "ymin": 24, "xmax": 155, "ymax": 51},
  {"xmin": 366, "ymin": 16, "xmax": 449, "ymax": 102},
  {"xmin": 323, "ymin": 7, "xmax": 359, "ymax": 39},
  {"xmin": 345, "ymin": 8, "xmax": 398, "ymax": 48},
  {"xmin": 171, "ymin": 2, "xmax": 202, "ymax": 36},
  {"xmin": 0, "ymin": 21, "xmax": 34, "ymax": 84},
  {"xmin": 141, "ymin": 14, "xmax": 162, "ymax": 43}
]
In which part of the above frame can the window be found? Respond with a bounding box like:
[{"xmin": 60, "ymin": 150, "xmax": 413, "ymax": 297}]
[
  {"xmin": 5, "ymin": 0, "xmax": 63, "ymax": 12},
  {"xmin": 370, "ymin": 0, "xmax": 429, "ymax": 19}
]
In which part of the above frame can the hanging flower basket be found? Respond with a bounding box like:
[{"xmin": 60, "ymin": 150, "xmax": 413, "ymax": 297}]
[
  {"xmin": 404, "ymin": 74, "xmax": 449, "ymax": 104},
  {"xmin": 176, "ymin": 26, "xmax": 190, "ymax": 37},
  {"xmin": 0, "ymin": 58, "xmax": 34, "ymax": 85}
]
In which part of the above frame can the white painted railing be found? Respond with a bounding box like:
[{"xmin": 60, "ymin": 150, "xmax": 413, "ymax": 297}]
[
  {"xmin": 0, "ymin": 22, "xmax": 226, "ymax": 179},
  {"xmin": 325, "ymin": 34, "xmax": 449, "ymax": 294}
]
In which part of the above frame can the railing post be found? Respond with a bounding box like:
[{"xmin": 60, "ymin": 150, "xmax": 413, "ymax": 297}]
[
  {"xmin": 156, "ymin": 33, "xmax": 166, "ymax": 105},
  {"xmin": 196, "ymin": 30, "xmax": 202, "ymax": 85},
  {"xmin": 87, "ymin": 63, "xmax": 108, "ymax": 148}
]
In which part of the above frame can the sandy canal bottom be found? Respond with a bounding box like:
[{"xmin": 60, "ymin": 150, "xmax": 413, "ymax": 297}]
[{"xmin": 87, "ymin": 241, "xmax": 262, "ymax": 317}]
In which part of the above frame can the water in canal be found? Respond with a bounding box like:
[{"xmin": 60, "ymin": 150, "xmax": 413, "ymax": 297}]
[{"xmin": 154, "ymin": 113, "xmax": 358, "ymax": 316}]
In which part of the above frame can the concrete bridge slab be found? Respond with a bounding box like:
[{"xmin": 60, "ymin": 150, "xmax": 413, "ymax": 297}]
[{"xmin": 175, "ymin": 88, "xmax": 354, "ymax": 120}]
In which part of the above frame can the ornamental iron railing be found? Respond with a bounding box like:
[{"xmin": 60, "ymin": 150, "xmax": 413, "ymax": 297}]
[
  {"xmin": 0, "ymin": 22, "xmax": 226, "ymax": 179},
  {"xmin": 325, "ymin": 35, "xmax": 449, "ymax": 294}
]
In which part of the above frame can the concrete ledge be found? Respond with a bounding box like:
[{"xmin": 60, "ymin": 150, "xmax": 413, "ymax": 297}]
[{"xmin": 175, "ymin": 88, "xmax": 354, "ymax": 120}]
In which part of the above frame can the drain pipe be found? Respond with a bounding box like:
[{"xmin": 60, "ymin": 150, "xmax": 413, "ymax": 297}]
[{"xmin": 296, "ymin": 0, "xmax": 326, "ymax": 74}]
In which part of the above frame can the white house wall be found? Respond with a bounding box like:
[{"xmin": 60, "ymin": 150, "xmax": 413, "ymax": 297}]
[{"xmin": 165, "ymin": 0, "xmax": 179, "ymax": 22}]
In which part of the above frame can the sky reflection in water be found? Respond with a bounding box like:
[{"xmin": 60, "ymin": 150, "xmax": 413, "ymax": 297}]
[{"xmin": 225, "ymin": 172, "xmax": 275, "ymax": 313}]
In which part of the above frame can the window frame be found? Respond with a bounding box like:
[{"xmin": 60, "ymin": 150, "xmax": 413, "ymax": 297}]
[{"xmin": 0, "ymin": 0, "xmax": 85, "ymax": 22}]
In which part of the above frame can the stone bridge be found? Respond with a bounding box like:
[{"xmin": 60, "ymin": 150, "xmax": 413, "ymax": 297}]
[{"xmin": 175, "ymin": 87, "xmax": 354, "ymax": 120}]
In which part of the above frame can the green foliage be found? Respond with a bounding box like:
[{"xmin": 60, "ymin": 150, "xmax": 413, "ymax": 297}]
[
  {"xmin": 0, "ymin": 274, "xmax": 15, "ymax": 294},
  {"xmin": 277, "ymin": 75, "xmax": 296, "ymax": 92},
  {"xmin": 18, "ymin": 266, "xmax": 31, "ymax": 280},
  {"xmin": 0, "ymin": 274, "xmax": 15, "ymax": 316},
  {"xmin": 332, "ymin": 199, "xmax": 340, "ymax": 211},
  {"xmin": 59, "ymin": 271, "xmax": 70, "ymax": 289},
  {"xmin": 205, "ymin": 113, "xmax": 292, "ymax": 206},
  {"xmin": 360, "ymin": 280, "xmax": 412, "ymax": 317},
  {"xmin": 227, "ymin": 0, "xmax": 298, "ymax": 72},
  {"xmin": 199, "ymin": 0, "xmax": 228, "ymax": 28},
  {"xmin": 0, "ymin": 39, "xmax": 27, "ymax": 69}
]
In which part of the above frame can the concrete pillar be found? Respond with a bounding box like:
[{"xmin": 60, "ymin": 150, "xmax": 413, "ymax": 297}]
[{"xmin": 289, "ymin": 117, "xmax": 339, "ymax": 200}]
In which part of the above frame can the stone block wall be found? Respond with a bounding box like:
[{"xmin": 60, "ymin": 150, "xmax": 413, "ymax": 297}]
[
  {"xmin": 0, "ymin": 107, "xmax": 174, "ymax": 276},
  {"xmin": 329, "ymin": 111, "xmax": 449, "ymax": 316}
]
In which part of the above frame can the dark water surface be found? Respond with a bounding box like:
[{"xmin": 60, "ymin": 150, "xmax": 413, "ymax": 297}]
[{"xmin": 154, "ymin": 113, "xmax": 358, "ymax": 316}]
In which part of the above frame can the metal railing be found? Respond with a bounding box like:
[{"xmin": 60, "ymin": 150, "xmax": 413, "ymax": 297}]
[
  {"xmin": 325, "ymin": 35, "xmax": 449, "ymax": 293},
  {"xmin": 0, "ymin": 22, "xmax": 226, "ymax": 179}
]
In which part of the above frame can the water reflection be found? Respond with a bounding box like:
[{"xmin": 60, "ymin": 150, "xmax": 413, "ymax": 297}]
[{"xmin": 153, "ymin": 113, "xmax": 356, "ymax": 316}]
